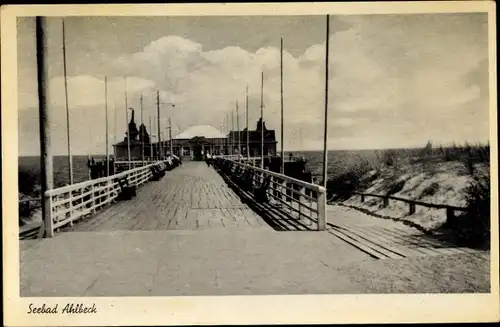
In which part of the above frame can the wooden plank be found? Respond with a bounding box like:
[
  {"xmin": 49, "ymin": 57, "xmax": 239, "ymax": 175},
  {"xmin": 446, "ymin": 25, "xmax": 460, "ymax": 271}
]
[
  {"xmin": 197, "ymin": 210, "xmax": 211, "ymax": 229},
  {"xmin": 183, "ymin": 209, "xmax": 198, "ymax": 230},
  {"xmin": 346, "ymin": 225, "xmax": 419, "ymax": 258},
  {"xmin": 333, "ymin": 227, "xmax": 406, "ymax": 260},
  {"xmin": 328, "ymin": 228, "xmax": 390, "ymax": 260},
  {"xmin": 209, "ymin": 210, "xmax": 224, "ymax": 228}
]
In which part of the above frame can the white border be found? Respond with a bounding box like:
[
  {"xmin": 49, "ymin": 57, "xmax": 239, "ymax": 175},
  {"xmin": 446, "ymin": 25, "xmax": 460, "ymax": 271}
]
[{"xmin": 2, "ymin": 2, "xmax": 499, "ymax": 325}]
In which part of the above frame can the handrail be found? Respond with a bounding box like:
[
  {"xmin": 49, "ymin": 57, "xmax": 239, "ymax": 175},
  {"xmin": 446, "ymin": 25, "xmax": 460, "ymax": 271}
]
[
  {"xmin": 352, "ymin": 191, "xmax": 468, "ymax": 211},
  {"xmin": 231, "ymin": 160, "xmax": 326, "ymax": 193},
  {"xmin": 47, "ymin": 162, "xmax": 162, "ymax": 196},
  {"xmin": 351, "ymin": 191, "xmax": 468, "ymax": 224},
  {"xmin": 40, "ymin": 160, "xmax": 168, "ymax": 238},
  {"xmin": 218, "ymin": 158, "xmax": 327, "ymax": 231}
]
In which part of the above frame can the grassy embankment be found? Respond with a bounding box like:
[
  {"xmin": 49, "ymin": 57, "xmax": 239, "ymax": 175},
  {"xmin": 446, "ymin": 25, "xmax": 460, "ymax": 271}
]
[{"xmin": 325, "ymin": 142, "xmax": 491, "ymax": 248}]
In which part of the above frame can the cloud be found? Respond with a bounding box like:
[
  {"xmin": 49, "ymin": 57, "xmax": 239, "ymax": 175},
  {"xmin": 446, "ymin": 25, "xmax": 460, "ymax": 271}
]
[{"xmin": 19, "ymin": 14, "xmax": 490, "ymax": 155}]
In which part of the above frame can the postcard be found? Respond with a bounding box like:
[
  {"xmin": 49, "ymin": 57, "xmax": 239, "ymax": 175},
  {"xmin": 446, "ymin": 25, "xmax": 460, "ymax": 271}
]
[{"xmin": 2, "ymin": 1, "xmax": 499, "ymax": 325}]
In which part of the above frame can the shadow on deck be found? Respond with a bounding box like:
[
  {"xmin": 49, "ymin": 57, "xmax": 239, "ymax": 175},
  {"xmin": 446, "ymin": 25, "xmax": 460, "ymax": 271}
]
[{"xmin": 215, "ymin": 166, "xmax": 318, "ymax": 232}]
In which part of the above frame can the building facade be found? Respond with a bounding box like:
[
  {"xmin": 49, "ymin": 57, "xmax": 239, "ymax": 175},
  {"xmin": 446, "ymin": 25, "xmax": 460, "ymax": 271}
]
[{"xmin": 114, "ymin": 113, "xmax": 277, "ymax": 161}]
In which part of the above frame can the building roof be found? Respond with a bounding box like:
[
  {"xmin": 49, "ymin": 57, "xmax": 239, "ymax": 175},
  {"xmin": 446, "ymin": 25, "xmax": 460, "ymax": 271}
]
[
  {"xmin": 229, "ymin": 130, "xmax": 277, "ymax": 143},
  {"xmin": 174, "ymin": 125, "xmax": 227, "ymax": 139}
]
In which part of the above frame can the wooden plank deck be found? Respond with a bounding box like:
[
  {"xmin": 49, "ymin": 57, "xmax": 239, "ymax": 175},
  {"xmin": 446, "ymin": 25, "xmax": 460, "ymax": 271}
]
[{"xmin": 62, "ymin": 162, "xmax": 270, "ymax": 232}]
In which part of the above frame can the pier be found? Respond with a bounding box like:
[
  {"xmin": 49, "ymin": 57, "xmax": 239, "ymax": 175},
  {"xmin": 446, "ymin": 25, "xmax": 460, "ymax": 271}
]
[
  {"xmin": 17, "ymin": 16, "xmax": 489, "ymax": 298},
  {"xmin": 20, "ymin": 158, "xmax": 486, "ymax": 296}
]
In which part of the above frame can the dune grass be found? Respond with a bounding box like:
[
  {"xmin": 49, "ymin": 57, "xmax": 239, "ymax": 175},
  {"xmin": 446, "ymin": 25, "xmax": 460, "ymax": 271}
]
[{"xmin": 324, "ymin": 141, "xmax": 491, "ymax": 247}]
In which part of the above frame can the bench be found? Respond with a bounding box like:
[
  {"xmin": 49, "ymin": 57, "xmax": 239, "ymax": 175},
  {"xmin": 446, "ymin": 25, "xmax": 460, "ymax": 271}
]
[
  {"xmin": 150, "ymin": 165, "xmax": 165, "ymax": 181},
  {"xmin": 254, "ymin": 175, "xmax": 271, "ymax": 203},
  {"xmin": 116, "ymin": 177, "xmax": 137, "ymax": 200}
]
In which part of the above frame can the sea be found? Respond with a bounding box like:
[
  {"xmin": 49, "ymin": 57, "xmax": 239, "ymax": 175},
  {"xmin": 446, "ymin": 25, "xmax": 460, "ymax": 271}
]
[{"xmin": 18, "ymin": 150, "xmax": 383, "ymax": 197}]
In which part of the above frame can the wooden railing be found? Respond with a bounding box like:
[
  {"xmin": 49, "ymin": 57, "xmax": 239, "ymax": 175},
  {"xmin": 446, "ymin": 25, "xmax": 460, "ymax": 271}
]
[
  {"xmin": 114, "ymin": 160, "xmax": 157, "ymax": 172},
  {"xmin": 218, "ymin": 158, "xmax": 327, "ymax": 231},
  {"xmin": 37, "ymin": 161, "xmax": 166, "ymax": 237},
  {"xmin": 352, "ymin": 192, "xmax": 468, "ymax": 223}
]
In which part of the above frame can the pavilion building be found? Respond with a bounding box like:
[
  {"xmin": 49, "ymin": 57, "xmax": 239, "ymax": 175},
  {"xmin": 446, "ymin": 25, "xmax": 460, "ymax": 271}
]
[{"xmin": 113, "ymin": 112, "xmax": 277, "ymax": 161}]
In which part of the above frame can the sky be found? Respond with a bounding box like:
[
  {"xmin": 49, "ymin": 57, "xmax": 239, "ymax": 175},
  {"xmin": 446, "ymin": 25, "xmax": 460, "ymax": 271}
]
[{"xmin": 17, "ymin": 13, "xmax": 490, "ymax": 156}]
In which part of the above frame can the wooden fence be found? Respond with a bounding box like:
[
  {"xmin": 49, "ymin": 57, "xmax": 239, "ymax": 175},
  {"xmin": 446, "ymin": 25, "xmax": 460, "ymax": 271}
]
[
  {"xmin": 218, "ymin": 158, "xmax": 327, "ymax": 231},
  {"xmin": 353, "ymin": 191, "xmax": 469, "ymax": 223},
  {"xmin": 19, "ymin": 161, "xmax": 167, "ymax": 238}
]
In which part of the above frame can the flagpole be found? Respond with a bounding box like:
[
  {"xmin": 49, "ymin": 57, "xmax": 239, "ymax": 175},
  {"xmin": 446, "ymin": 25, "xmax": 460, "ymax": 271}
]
[
  {"xmin": 113, "ymin": 100, "xmax": 117, "ymax": 160},
  {"xmin": 260, "ymin": 71, "xmax": 264, "ymax": 169},
  {"xmin": 140, "ymin": 93, "xmax": 144, "ymax": 165},
  {"xmin": 125, "ymin": 77, "xmax": 131, "ymax": 169},
  {"xmin": 149, "ymin": 116, "xmax": 152, "ymax": 159},
  {"xmin": 169, "ymin": 118, "xmax": 173, "ymax": 156},
  {"xmin": 157, "ymin": 90, "xmax": 162, "ymax": 159},
  {"xmin": 222, "ymin": 114, "xmax": 229, "ymax": 155},
  {"xmin": 236, "ymin": 100, "xmax": 240, "ymax": 161},
  {"xmin": 246, "ymin": 85, "xmax": 249, "ymax": 162},
  {"xmin": 322, "ymin": 14, "xmax": 330, "ymax": 188},
  {"xmin": 61, "ymin": 19, "xmax": 73, "ymax": 185},
  {"xmin": 280, "ymin": 37, "xmax": 285, "ymax": 175},
  {"xmin": 105, "ymin": 76, "xmax": 109, "ymax": 176},
  {"xmin": 231, "ymin": 110, "xmax": 235, "ymax": 158},
  {"xmin": 37, "ymin": 16, "xmax": 54, "ymax": 237}
]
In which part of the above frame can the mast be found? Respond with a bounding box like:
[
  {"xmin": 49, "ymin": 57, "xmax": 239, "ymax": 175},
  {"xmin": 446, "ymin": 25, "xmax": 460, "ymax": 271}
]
[
  {"xmin": 149, "ymin": 116, "xmax": 152, "ymax": 159},
  {"xmin": 61, "ymin": 19, "xmax": 73, "ymax": 185},
  {"xmin": 322, "ymin": 14, "xmax": 330, "ymax": 188},
  {"xmin": 140, "ymin": 93, "xmax": 144, "ymax": 165},
  {"xmin": 169, "ymin": 118, "xmax": 173, "ymax": 156},
  {"xmin": 280, "ymin": 37, "xmax": 285, "ymax": 175},
  {"xmin": 236, "ymin": 100, "xmax": 240, "ymax": 160},
  {"xmin": 36, "ymin": 17, "xmax": 54, "ymax": 237},
  {"xmin": 222, "ymin": 114, "xmax": 229, "ymax": 155},
  {"xmin": 220, "ymin": 122, "xmax": 224, "ymax": 156},
  {"xmin": 231, "ymin": 111, "xmax": 235, "ymax": 158},
  {"xmin": 105, "ymin": 76, "xmax": 109, "ymax": 176},
  {"xmin": 260, "ymin": 71, "xmax": 264, "ymax": 169},
  {"xmin": 125, "ymin": 77, "xmax": 131, "ymax": 169},
  {"xmin": 113, "ymin": 100, "xmax": 117, "ymax": 160},
  {"xmin": 157, "ymin": 90, "xmax": 162, "ymax": 159},
  {"xmin": 246, "ymin": 85, "xmax": 249, "ymax": 161}
]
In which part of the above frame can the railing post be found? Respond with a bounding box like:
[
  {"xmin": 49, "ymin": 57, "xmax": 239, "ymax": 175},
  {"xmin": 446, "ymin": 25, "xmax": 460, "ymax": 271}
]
[
  {"xmin": 299, "ymin": 186, "xmax": 306, "ymax": 221},
  {"xmin": 360, "ymin": 194, "xmax": 365, "ymax": 202},
  {"xmin": 446, "ymin": 208, "xmax": 455, "ymax": 224},
  {"xmin": 91, "ymin": 183, "xmax": 96, "ymax": 214},
  {"xmin": 68, "ymin": 191, "xmax": 73, "ymax": 227},
  {"xmin": 107, "ymin": 179, "xmax": 112, "ymax": 203},
  {"xmin": 317, "ymin": 188, "xmax": 327, "ymax": 231},
  {"xmin": 409, "ymin": 202, "xmax": 416, "ymax": 215},
  {"xmin": 383, "ymin": 197, "xmax": 389, "ymax": 207},
  {"xmin": 44, "ymin": 192, "xmax": 53, "ymax": 238},
  {"xmin": 281, "ymin": 179, "xmax": 287, "ymax": 205}
]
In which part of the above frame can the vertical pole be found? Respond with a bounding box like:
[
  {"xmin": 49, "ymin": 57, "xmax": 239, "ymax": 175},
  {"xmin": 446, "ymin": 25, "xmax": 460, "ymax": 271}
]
[
  {"xmin": 225, "ymin": 115, "xmax": 228, "ymax": 156},
  {"xmin": 157, "ymin": 91, "xmax": 162, "ymax": 159},
  {"xmin": 231, "ymin": 111, "xmax": 235, "ymax": 158},
  {"xmin": 125, "ymin": 77, "xmax": 131, "ymax": 169},
  {"xmin": 317, "ymin": 188, "xmax": 326, "ymax": 231},
  {"xmin": 246, "ymin": 84, "xmax": 249, "ymax": 162},
  {"xmin": 36, "ymin": 17, "xmax": 54, "ymax": 238},
  {"xmin": 236, "ymin": 101, "xmax": 240, "ymax": 160},
  {"xmin": 149, "ymin": 116, "xmax": 152, "ymax": 159},
  {"xmin": 105, "ymin": 76, "xmax": 109, "ymax": 176},
  {"xmin": 280, "ymin": 37, "xmax": 285, "ymax": 175},
  {"xmin": 260, "ymin": 71, "xmax": 264, "ymax": 169},
  {"xmin": 113, "ymin": 100, "xmax": 117, "ymax": 160},
  {"xmin": 61, "ymin": 19, "xmax": 73, "ymax": 185},
  {"xmin": 140, "ymin": 93, "xmax": 144, "ymax": 165},
  {"xmin": 220, "ymin": 122, "xmax": 224, "ymax": 156},
  {"xmin": 169, "ymin": 118, "xmax": 173, "ymax": 156},
  {"xmin": 322, "ymin": 14, "xmax": 330, "ymax": 188}
]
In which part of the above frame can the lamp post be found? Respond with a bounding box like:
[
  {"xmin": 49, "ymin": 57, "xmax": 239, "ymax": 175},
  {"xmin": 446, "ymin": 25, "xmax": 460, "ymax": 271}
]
[{"xmin": 159, "ymin": 100, "xmax": 175, "ymax": 158}]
